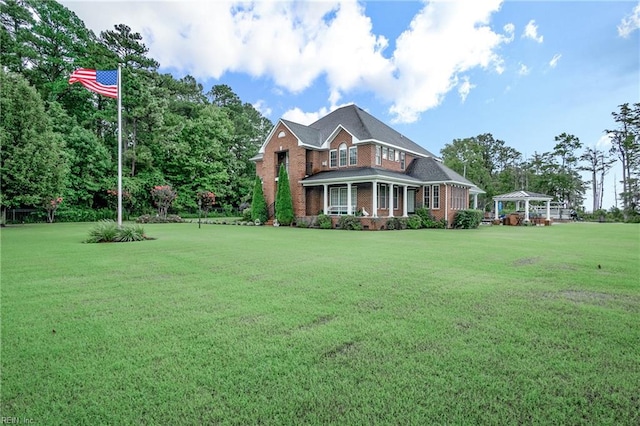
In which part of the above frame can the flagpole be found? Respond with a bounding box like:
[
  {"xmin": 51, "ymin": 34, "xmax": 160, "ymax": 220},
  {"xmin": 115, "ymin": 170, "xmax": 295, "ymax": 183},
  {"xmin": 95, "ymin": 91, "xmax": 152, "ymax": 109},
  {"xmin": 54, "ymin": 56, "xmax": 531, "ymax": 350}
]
[{"xmin": 117, "ymin": 64, "xmax": 123, "ymax": 227}]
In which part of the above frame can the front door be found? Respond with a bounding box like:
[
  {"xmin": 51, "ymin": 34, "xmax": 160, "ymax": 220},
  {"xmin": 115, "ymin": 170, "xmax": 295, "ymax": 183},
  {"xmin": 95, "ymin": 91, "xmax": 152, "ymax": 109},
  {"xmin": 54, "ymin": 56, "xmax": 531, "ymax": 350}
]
[{"xmin": 407, "ymin": 189, "xmax": 416, "ymax": 213}]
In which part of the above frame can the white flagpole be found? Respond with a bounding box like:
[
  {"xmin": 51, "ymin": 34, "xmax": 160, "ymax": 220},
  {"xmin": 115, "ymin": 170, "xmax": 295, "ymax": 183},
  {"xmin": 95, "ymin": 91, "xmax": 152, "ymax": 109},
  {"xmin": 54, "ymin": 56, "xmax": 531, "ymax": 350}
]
[{"xmin": 117, "ymin": 64, "xmax": 123, "ymax": 227}]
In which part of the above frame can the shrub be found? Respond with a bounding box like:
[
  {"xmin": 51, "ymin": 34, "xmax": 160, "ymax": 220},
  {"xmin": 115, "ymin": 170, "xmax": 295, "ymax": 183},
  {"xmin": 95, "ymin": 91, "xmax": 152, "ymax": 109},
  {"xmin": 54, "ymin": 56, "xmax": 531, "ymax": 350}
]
[
  {"xmin": 275, "ymin": 164, "xmax": 294, "ymax": 226},
  {"xmin": 136, "ymin": 214, "xmax": 184, "ymax": 223},
  {"xmin": 113, "ymin": 225, "xmax": 147, "ymax": 242},
  {"xmin": 338, "ymin": 215, "xmax": 362, "ymax": 230},
  {"xmin": 296, "ymin": 219, "xmax": 310, "ymax": 228},
  {"xmin": 85, "ymin": 220, "xmax": 119, "ymax": 243},
  {"xmin": 251, "ymin": 176, "xmax": 268, "ymax": 223},
  {"xmin": 386, "ymin": 217, "xmax": 407, "ymax": 230},
  {"xmin": 407, "ymin": 215, "xmax": 422, "ymax": 229},
  {"xmin": 242, "ymin": 208, "xmax": 252, "ymax": 221},
  {"xmin": 316, "ymin": 214, "xmax": 332, "ymax": 229},
  {"xmin": 452, "ymin": 209, "xmax": 484, "ymax": 229}
]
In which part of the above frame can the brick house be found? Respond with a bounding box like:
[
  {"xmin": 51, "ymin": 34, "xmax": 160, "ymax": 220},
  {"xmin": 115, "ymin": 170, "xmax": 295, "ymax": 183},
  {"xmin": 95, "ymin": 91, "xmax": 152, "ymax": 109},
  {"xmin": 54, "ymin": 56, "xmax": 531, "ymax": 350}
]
[{"xmin": 251, "ymin": 104, "xmax": 484, "ymax": 228}]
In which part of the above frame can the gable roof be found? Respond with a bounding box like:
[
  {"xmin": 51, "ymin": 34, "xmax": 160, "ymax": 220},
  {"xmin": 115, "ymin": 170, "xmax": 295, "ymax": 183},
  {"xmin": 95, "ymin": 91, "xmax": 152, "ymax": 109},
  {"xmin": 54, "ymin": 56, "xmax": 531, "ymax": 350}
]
[
  {"xmin": 270, "ymin": 104, "xmax": 436, "ymax": 158},
  {"xmin": 493, "ymin": 190, "xmax": 552, "ymax": 201}
]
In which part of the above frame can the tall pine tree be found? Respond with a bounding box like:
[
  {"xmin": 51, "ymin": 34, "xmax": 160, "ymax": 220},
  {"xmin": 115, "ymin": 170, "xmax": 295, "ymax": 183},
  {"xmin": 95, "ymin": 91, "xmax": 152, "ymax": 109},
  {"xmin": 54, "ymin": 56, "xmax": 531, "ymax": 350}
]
[{"xmin": 251, "ymin": 175, "xmax": 267, "ymax": 223}]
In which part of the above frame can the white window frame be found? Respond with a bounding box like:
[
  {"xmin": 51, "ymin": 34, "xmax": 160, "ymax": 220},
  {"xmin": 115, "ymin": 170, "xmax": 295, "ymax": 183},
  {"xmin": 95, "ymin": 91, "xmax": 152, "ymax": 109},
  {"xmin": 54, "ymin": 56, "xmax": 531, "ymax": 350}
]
[
  {"xmin": 382, "ymin": 147, "xmax": 388, "ymax": 160},
  {"xmin": 393, "ymin": 186, "xmax": 399, "ymax": 210},
  {"xmin": 378, "ymin": 183, "xmax": 388, "ymax": 209},
  {"xmin": 339, "ymin": 143, "xmax": 347, "ymax": 167},
  {"xmin": 375, "ymin": 145, "xmax": 381, "ymax": 165},
  {"xmin": 432, "ymin": 185, "xmax": 440, "ymax": 209},
  {"xmin": 349, "ymin": 146, "xmax": 357, "ymax": 166},
  {"xmin": 423, "ymin": 185, "xmax": 431, "ymax": 209},
  {"xmin": 329, "ymin": 150, "xmax": 337, "ymax": 168},
  {"xmin": 389, "ymin": 148, "xmax": 394, "ymax": 162},
  {"xmin": 329, "ymin": 186, "xmax": 357, "ymax": 215},
  {"xmin": 400, "ymin": 152, "xmax": 405, "ymax": 170}
]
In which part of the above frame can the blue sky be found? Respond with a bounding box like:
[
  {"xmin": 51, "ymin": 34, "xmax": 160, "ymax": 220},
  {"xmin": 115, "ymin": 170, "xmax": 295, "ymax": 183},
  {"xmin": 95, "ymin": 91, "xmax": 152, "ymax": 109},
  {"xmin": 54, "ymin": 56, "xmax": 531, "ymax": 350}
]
[{"xmin": 63, "ymin": 0, "xmax": 640, "ymax": 211}]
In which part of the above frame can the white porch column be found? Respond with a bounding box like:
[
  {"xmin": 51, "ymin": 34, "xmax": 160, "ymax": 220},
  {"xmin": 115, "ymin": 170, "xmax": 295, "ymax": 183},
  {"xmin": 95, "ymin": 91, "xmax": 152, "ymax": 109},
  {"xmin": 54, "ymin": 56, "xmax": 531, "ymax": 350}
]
[
  {"xmin": 494, "ymin": 200, "xmax": 499, "ymax": 220},
  {"xmin": 402, "ymin": 185, "xmax": 408, "ymax": 217},
  {"xmin": 473, "ymin": 193, "xmax": 478, "ymax": 209},
  {"xmin": 372, "ymin": 181, "xmax": 378, "ymax": 217},
  {"xmin": 347, "ymin": 183, "xmax": 352, "ymax": 215},
  {"xmin": 524, "ymin": 199, "xmax": 530, "ymax": 221},
  {"xmin": 546, "ymin": 200, "xmax": 551, "ymax": 220},
  {"xmin": 388, "ymin": 183, "xmax": 394, "ymax": 217},
  {"xmin": 323, "ymin": 184, "xmax": 328, "ymax": 215}
]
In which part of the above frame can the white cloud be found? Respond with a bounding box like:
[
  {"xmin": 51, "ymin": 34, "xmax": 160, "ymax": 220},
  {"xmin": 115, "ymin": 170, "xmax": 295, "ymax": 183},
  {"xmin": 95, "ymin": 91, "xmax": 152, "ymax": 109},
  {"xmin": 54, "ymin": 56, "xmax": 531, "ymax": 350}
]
[
  {"xmin": 549, "ymin": 53, "xmax": 562, "ymax": 68},
  {"xmin": 596, "ymin": 133, "xmax": 613, "ymax": 148},
  {"xmin": 458, "ymin": 76, "xmax": 476, "ymax": 103},
  {"xmin": 618, "ymin": 2, "xmax": 640, "ymax": 38},
  {"xmin": 63, "ymin": 0, "xmax": 510, "ymax": 124},
  {"xmin": 387, "ymin": 0, "xmax": 510, "ymax": 122},
  {"xmin": 523, "ymin": 19, "xmax": 543, "ymax": 43},
  {"xmin": 252, "ymin": 100, "xmax": 272, "ymax": 118},
  {"xmin": 518, "ymin": 63, "xmax": 530, "ymax": 76}
]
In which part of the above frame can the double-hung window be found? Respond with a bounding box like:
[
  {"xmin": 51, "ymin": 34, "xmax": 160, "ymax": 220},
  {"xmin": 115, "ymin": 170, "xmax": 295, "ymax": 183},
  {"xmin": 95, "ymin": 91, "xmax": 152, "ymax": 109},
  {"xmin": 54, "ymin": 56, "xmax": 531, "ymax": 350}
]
[
  {"xmin": 423, "ymin": 185, "xmax": 431, "ymax": 209},
  {"xmin": 378, "ymin": 184, "xmax": 388, "ymax": 209},
  {"xmin": 330, "ymin": 186, "xmax": 357, "ymax": 215},
  {"xmin": 400, "ymin": 152, "xmax": 405, "ymax": 169},
  {"xmin": 329, "ymin": 150, "xmax": 337, "ymax": 168},
  {"xmin": 432, "ymin": 185, "xmax": 440, "ymax": 209},
  {"xmin": 349, "ymin": 146, "xmax": 357, "ymax": 166},
  {"xmin": 389, "ymin": 149, "xmax": 394, "ymax": 162},
  {"xmin": 382, "ymin": 147, "xmax": 388, "ymax": 160},
  {"xmin": 339, "ymin": 143, "xmax": 347, "ymax": 167},
  {"xmin": 393, "ymin": 187, "xmax": 399, "ymax": 210},
  {"xmin": 375, "ymin": 145, "xmax": 381, "ymax": 165}
]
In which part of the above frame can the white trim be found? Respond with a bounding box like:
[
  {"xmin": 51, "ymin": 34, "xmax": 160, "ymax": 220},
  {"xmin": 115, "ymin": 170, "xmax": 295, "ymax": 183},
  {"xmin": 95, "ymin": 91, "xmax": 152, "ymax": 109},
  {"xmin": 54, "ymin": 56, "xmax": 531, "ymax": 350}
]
[{"xmin": 320, "ymin": 125, "xmax": 359, "ymax": 149}]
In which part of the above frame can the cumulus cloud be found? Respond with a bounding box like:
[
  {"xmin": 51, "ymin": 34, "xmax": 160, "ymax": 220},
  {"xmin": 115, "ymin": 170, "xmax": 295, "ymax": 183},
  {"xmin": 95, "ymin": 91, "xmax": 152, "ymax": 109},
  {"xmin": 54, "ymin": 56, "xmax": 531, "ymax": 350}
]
[
  {"xmin": 63, "ymin": 0, "xmax": 511, "ymax": 124},
  {"xmin": 549, "ymin": 53, "xmax": 562, "ymax": 68},
  {"xmin": 618, "ymin": 2, "xmax": 640, "ymax": 38},
  {"xmin": 523, "ymin": 19, "xmax": 543, "ymax": 43},
  {"xmin": 253, "ymin": 100, "xmax": 272, "ymax": 118},
  {"xmin": 518, "ymin": 63, "xmax": 530, "ymax": 76}
]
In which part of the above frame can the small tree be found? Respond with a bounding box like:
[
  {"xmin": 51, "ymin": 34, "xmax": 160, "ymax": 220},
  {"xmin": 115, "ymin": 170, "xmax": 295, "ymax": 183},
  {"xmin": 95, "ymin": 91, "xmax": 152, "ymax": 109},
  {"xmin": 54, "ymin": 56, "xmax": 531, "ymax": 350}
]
[
  {"xmin": 151, "ymin": 185, "xmax": 177, "ymax": 219},
  {"xmin": 251, "ymin": 175, "xmax": 268, "ymax": 223},
  {"xmin": 45, "ymin": 197, "xmax": 63, "ymax": 223},
  {"xmin": 197, "ymin": 191, "xmax": 216, "ymax": 217},
  {"xmin": 275, "ymin": 164, "xmax": 294, "ymax": 226}
]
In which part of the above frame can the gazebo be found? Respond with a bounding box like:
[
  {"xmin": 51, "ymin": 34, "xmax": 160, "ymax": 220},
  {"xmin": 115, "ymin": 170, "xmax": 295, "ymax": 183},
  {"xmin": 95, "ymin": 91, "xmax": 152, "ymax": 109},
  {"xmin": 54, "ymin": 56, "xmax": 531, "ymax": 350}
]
[{"xmin": 493, "ymin": 190, "xmax": 553, "ymax": 223}]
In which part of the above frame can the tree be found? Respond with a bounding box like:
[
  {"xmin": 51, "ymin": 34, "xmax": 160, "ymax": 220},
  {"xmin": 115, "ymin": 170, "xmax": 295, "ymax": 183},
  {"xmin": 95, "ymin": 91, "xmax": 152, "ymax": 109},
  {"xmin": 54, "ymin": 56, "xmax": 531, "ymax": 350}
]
[
  {"xmin": 151, "ymin": 185, "xmax": 177, "ymax": 219},
  {"xmin": 197, "ymin": 191, "xmax": 216, "ymax": 217},
  {"xmin": 251, "ymin": 175, "xmax": 268, "ymax": 223},
  {"xmin": 579, "ymin": 147, "xmax": 615, "ymax": 212},
  {"xmin": 0, "ymin": 70, "xmax": 68, "ymax": 213},
  {"xmin": 275, "ymin": 164, "xmax": 294, "ymax": 225},
  {"xmin": 606, "ymin": 103, "xmax": 640, "ymax": 218}
]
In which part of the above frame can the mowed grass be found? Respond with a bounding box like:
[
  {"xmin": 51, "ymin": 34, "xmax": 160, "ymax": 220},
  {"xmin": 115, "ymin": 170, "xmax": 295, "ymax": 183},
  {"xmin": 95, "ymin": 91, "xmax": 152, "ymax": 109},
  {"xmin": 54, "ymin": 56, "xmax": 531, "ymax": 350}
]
[{"xmin": 1, "ymin": 222, "xmax": 639, "ymax": 424}]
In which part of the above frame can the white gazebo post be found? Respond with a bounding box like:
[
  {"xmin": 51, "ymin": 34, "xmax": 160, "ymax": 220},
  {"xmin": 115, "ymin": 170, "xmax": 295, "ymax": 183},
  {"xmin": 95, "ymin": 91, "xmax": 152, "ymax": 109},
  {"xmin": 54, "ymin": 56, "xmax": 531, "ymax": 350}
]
[
  {"xmin": 494, "ymin": 199, "xmax": 499, "ymax": 220},
  {"xmin": 524, "ymin": 199, "xmax": 530, "ymax": 221},
  {"xmin": 546, "ymin": 200, "xmax": 551, "ymax": 221},
  {"xmin": 323, "ymin": 184, "xmax": 328, "ymax": 214}
]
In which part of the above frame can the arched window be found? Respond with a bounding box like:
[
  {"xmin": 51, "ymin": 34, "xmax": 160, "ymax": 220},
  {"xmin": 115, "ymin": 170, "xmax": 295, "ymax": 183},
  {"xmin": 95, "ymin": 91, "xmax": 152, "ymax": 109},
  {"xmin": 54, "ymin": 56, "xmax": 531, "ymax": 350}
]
[{"xmin": 339, "ymin": 143, "xmax": 347, "ymax": 167}]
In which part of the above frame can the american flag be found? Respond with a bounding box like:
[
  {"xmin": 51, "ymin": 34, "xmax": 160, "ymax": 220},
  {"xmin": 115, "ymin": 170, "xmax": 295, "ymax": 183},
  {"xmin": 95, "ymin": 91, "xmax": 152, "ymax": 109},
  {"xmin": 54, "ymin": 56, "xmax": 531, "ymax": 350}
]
[{"xmin": 68, "ymin": 68, "xmax": 118, "ymax": 98}]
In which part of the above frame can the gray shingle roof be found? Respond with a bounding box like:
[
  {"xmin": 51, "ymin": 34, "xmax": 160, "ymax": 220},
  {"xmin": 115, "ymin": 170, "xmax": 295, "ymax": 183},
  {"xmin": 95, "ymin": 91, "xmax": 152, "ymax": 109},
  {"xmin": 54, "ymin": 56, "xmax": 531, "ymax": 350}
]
[
  {"xmin": 301, "ymin": 167, "xmax": 423, "ymax": 184},
  {"xmin": 285, "ymin": 104, "xmax": 436, "ymax": 157},
  {"xmin": 405, "ymin": 157, "xmax": 476, "ymax": 185}
]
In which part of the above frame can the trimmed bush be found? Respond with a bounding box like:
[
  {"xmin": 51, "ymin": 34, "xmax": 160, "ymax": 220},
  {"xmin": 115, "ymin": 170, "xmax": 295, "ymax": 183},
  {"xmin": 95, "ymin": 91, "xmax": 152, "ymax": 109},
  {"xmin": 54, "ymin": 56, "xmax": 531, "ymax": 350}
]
[
  {"xmin": 338, "ymin": 215, "xmax": 362, "ymax": 230},
  {"xmin": 385, "ymin": 217, "xmax": 407, "ymax": 230},
  {"xmin": 136, "ymin": 214, "xmax": 184, "ymax": 223},
  {"xmin": 316, "ymin": 214, "xmax": 332, "ymax": 229},
  {"xmin": 407, "ymin": 215, "xmax": 422, "ymax": 229},
  {"xmin": 275, "ymin": 165, "xmax": 294, "ymax": 226},
  {"xmin": 251, "ymin": 175, "xmax": 268, "ymax": 223},
  {"xmin": 453, "ymin": 209, "xmax": 483, "ymax": 229}
]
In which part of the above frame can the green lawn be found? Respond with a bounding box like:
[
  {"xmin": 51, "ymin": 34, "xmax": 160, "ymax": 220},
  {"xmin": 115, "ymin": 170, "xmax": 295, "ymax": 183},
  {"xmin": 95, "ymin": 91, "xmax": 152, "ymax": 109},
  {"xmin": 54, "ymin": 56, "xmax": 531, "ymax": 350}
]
[{"xmin": 1, "ymin": 222, "xmax": 639, "ymax": 424}]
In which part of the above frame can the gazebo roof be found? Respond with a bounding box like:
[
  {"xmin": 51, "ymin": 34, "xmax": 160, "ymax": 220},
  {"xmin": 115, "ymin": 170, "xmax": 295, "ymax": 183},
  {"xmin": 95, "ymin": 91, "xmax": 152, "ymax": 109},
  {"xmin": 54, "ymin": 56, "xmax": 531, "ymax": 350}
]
[{"xmin": 493, "ymin": 190, "xmax": 553, "ymax": 202}]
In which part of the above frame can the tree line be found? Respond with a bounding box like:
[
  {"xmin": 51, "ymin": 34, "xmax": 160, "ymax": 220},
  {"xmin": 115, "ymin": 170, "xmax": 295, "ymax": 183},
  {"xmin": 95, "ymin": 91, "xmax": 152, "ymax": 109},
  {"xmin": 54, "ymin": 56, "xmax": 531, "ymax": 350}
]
[
  {"xmin": 1, "ymin": 0, "xmax": 272, "ymax": 223},
  {"xmin": 1, "ymin": 0, "xmax": 638, "ymax": 223},
  {"xmin": 439, "ymin": 108, "xmax": 640, "ymax": 220}
]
